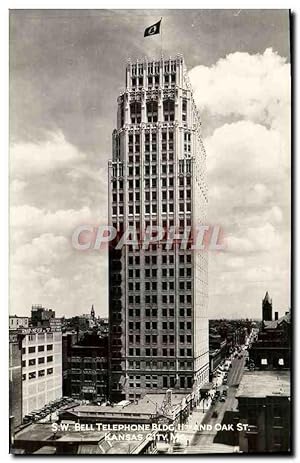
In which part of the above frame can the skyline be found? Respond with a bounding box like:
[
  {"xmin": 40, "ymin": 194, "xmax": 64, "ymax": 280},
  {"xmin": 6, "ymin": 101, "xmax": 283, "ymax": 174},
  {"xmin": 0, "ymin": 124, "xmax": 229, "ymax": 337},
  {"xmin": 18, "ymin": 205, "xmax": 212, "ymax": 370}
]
[{"xmin": 10, "ymin": 9, "xmax": 291, "ymax": 318}]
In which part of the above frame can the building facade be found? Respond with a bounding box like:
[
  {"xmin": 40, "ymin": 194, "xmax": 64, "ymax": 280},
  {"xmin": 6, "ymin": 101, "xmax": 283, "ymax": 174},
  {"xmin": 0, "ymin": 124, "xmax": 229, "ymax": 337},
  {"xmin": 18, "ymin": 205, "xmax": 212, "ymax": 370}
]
[
  {"xmin": 9, "ymin": 316, "xmax": 29, "ymax": 330},
  {"xmin": 9, "ymin": 332, "xmax": 24, "ymax": 431},
  {"xmin": 108, "ymin": 55, "xmax": 209, "ymax": 401},
  {"xmin": 236, "ymin": 371, "xmax": 291, "ymax": 453},
  {"xmin": 63, "ymin": 331, "xmax": 108, "ymax": 402},
  {"xmin": 249, "ymin": 311, "xmax": 290, "ymax": 370},
  {"xmin": 22, "ymin": 326, "xmax": 62, "ymax": 415}
]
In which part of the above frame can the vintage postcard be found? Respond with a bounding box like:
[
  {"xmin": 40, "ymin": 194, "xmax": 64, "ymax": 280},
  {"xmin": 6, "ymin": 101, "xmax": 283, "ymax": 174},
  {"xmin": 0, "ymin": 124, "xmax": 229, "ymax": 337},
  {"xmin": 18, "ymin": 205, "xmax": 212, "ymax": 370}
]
[{"xmin": 9, "ymin": 9, "xmax": 291, "ymax": 455}]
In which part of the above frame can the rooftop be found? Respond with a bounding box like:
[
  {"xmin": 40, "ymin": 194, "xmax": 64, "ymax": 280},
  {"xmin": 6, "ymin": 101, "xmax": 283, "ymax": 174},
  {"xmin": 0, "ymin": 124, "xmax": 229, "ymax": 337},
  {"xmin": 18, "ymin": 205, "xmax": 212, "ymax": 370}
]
[
  {"xmin": 15, "ymin": 423, "xmax": 105, "ymax": 443},
  {"xmin": 70, "ymin": 393, "xmax": 186, "ymax": 417},
  {"xmin": 264, "ymin": 312, "xmax": 290, "ymax": 330},
  {"xmin": 236, "ymin": 370, "xmax": 290, "ymax": 399}
]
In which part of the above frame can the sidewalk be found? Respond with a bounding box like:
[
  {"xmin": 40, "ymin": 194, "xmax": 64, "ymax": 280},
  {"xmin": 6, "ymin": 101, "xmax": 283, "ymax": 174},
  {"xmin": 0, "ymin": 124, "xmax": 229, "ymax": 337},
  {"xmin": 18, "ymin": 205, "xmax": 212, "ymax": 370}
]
[{"xmin": 173, "ymin": 403, "xmax": 209, "ymax": 447}]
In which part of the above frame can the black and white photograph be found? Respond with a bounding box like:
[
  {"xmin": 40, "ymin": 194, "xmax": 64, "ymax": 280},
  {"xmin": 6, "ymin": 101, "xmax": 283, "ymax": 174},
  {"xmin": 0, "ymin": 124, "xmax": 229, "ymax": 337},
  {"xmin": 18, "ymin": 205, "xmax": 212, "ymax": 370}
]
[{"xmin": 8, "ymin": 8, "xmax": 291, "ymax": 455}]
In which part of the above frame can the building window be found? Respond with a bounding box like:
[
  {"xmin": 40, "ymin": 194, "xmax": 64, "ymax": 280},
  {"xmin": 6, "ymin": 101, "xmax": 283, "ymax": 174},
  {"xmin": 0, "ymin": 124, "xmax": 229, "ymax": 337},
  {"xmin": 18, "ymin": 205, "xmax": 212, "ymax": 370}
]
[
  {"xmin": 28, "ymin": 347, "xmax": 35, "ymax": 354},
  {"xmin": 147, "ymin": 101, "xmax": 158, "ymax": 123},
  {"xmin": 163, "ymin": 99, "xmax": 175, "ymax": 122},
  {"xmin": 130, "ymin": 102, "xmax": 141, "ymax": 124}
]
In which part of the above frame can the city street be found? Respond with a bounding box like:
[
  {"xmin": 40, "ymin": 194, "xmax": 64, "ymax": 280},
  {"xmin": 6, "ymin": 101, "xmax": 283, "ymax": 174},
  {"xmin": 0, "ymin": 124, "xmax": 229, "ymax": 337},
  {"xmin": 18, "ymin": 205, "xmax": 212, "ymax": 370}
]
[{"xmin": 185, "ymin": 351, "xmax": 246, "ymax": 454}]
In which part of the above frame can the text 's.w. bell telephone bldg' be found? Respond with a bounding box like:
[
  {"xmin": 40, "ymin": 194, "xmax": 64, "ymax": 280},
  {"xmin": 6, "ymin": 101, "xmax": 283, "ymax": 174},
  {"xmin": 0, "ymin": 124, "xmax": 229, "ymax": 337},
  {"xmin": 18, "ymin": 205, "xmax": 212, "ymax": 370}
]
[{"xmin": 108, "ymin": 55, "xmax": 209, "ymax": 402}]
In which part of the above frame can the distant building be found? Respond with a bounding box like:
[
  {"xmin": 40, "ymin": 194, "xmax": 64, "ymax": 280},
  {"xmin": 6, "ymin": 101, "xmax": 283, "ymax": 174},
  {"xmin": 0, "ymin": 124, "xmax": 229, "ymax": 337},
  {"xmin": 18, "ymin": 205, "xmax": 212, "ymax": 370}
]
[
  {"xmin": 236, "ymin": 371, "xmax": 291, "ymax": 453},
  {"xmin": 91, "ymin": 305, "xmax": 95, "ymax": 320},
  {"xmin": 208, "ymin": 333, "xmax": 227, "ymax": 379},
  {"xmin": 262, "ymin": 291, "xmax": 272, "ymax": 322},
  {"xmin": 249, "ymin": 311, "xmax": 290, "ymax": 369},
  {"xmin": 31, "ymin": 305, "xmax": 55, "ymax": 324},
  {"xmin": 9, "ymin": 316, "xmax": 29, "ymax": 330}
]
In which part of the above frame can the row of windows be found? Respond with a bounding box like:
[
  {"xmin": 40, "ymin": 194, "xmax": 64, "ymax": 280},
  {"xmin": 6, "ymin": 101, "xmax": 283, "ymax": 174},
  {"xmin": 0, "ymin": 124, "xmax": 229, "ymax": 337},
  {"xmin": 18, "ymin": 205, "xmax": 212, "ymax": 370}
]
[
  {"xmin": 22, "ymin": 368, "xmax": 53, "ymax": 380},
  {"xmin": 129, "ymin": 281, "xmax": 192, "ymax": 292},
  {"xmin": 129, "ymin": 99, "xmax": 188, "ymax": 124},
  {"xmin": 129, "ymin": 334, "xmax": 192, "ymax": 344},
  {"xmin": 128, "ymin": 321, "xmax": 192, "ymax": 330},
  {"xmin": 27, "ymin": 333, "xmax": 53, "ymax": 341},
  {"xmin": 129, "ymin": 140, "xmax": 176, "ymax": 154},
  {"xmin": 22, "ymin": 356, "xmax": 53, "ymax": 366},
  {"xmin": 116, "ymin": 264, "xmax": 191, "ymax": 282},
  {"xmin": 128, "ymin": 308, "xmax": 192, "ymax": 317},
  {"xmin": 127, "ymin": 164, "xmax": 177, "ymax": 176},
  {"xmin": 112, "ymin": 176, "xmax": 191, "ymax": 190},
  {"xmin": 128, "ymin": 348, "xmax": 192, "ymax": 357},
  {"xmin": 131, "ymin": 73, "xmax": 176, "ymax": 89},
  {"xmin": 129, "ymin": 280, "xmax": 192, "ymax": 292},
  {"xmin": 113, "ymin": 189, "xmax": 191, "ymax": 203},
  {"xmin": 128, "ymin": 131, "xmax": 174, "ymax": 144},
  {"xmin": 128, "ymin": 254, "xmax": 192, "ymax": 265},
  {"xmin": 22, "ymin": 344, "xmax": 53, "ymax": 354},
  {"xmin": 128, "ymin": 152, "xmax": 176, "ymax": 163},
  {"xmin": 113, "ymin": 203, "xmax": 191, "ymax": 215},
  {"xmin": 130, "ymin": 61, "xmax": 176, "ymax": 77},
  {"xmin": 126, "ymin": 361, "xmax": 195, "ymax": 371},
  {"xmin": 128, "ymin": 294, "xmax": 192, "ymax": 305},
  {"xmin": 71, "ymin": 374, "xmax": 106, "ymax": 381},
  {"xmin": 71, "ymin": 362, "xmax": 107, "ymax": 368},
  {"xmin": 114, "ymin": 218, "xmax": 192, "ymax": 231}
]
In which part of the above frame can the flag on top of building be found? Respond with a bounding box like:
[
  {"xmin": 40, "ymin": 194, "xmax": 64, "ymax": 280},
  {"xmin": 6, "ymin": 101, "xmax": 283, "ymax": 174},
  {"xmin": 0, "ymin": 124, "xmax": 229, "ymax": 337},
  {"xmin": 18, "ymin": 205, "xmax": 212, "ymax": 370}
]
[{"xmin": 144, "ymin": 18, "xmax": 162, "ymax": 37}]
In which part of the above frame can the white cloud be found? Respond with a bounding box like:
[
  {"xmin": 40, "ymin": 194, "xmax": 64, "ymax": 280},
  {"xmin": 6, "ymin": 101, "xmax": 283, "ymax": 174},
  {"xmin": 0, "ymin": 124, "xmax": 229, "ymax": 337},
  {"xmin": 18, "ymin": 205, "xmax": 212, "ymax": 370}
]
[
  {"xmin": 189, "ymin": 49, "xmax": 291, "ymax": 316},
  {"xmin": 10, "ymin": 131, "xmax": 85, "ymax": 178},
  {"xmin": 189, "ymin": 48, "xmax": 290, "ymax": 133},
  {"xmin": 10, "ymin": 205, "xmax": 96, "ymax": 239},
  {"xmin": 206, "ymin": 120, "xmax": 288, "ymax": 184}
]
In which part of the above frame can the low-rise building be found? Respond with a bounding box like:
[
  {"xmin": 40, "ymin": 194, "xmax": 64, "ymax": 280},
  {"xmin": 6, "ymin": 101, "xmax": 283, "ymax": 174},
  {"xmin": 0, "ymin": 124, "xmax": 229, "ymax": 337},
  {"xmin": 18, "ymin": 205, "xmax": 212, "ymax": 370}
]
[
  {"xmin": 22, "ymin": 326, "xmax": 63, "ymax": 415},
  {"xmin": 12, "ymin": 422, "xmax": 157, "ymax": 454},
  {"xmin": 236, "ymin": 370, "xmax": 291, "ymax": 453}
]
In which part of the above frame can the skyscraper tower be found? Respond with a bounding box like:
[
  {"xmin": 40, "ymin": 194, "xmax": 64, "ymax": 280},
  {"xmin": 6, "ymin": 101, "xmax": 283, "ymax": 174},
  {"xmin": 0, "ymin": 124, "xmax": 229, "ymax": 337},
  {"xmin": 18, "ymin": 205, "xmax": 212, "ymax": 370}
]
[{"xmin": 108, "ymin": 55, "xmax": 209, "ymax": 402}]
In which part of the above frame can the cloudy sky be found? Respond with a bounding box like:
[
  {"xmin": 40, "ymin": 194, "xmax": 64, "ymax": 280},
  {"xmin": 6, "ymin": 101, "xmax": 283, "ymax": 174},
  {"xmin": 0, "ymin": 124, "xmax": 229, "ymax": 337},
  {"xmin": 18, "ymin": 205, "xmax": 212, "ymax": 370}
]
[{"xmin": 9, "ymin": 9, "xmax": 291, "ymax": 319}]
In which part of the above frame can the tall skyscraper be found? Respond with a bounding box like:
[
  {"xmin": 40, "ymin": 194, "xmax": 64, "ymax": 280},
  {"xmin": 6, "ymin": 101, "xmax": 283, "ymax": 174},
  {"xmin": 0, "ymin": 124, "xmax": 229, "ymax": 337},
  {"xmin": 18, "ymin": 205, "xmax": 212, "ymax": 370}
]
[{"xmin": 108, "ymin": 55, "xmax": 209, "ymax": 402}]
